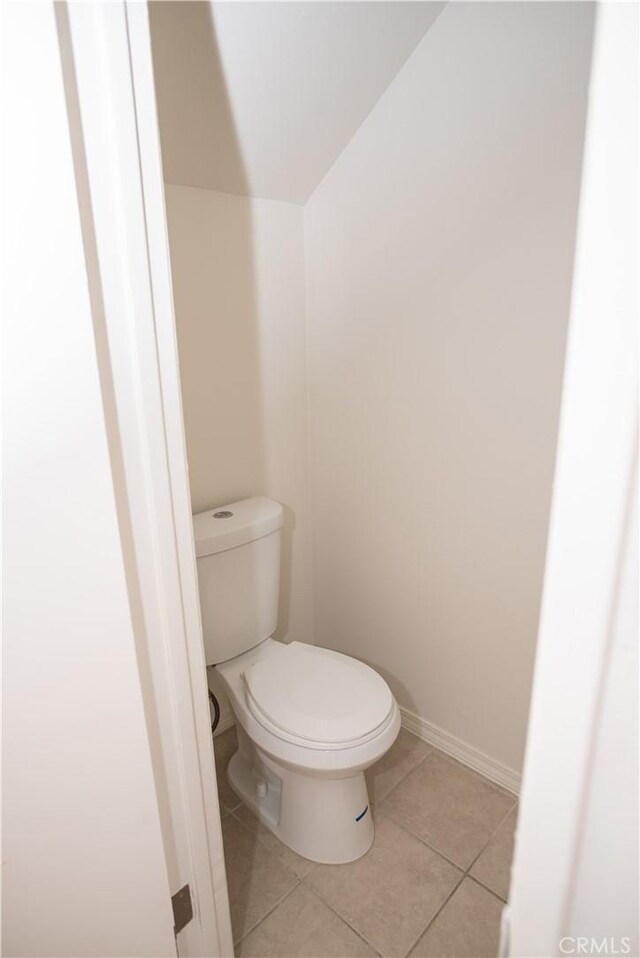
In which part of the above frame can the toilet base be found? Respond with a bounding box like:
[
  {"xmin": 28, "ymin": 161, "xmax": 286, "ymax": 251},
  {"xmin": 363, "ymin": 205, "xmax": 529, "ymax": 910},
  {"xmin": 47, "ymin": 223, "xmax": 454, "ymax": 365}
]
[{"xmin": 227, "ymin": 728, "xmax": 374, "ymax": 864}]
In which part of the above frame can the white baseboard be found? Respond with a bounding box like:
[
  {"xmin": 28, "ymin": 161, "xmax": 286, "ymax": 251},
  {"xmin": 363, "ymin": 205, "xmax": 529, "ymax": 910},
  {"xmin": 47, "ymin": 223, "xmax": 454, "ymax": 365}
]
[
  {"xmin": 213, "ymin": 710, "xmax": 235, "ymax": 737},
  {"xmin": 211, "ymin": 699, "xmax": 235, "ymax": 738},
  {"xmin": 400, "ymin": 706, "xmax": 521, "ymax": 795}
]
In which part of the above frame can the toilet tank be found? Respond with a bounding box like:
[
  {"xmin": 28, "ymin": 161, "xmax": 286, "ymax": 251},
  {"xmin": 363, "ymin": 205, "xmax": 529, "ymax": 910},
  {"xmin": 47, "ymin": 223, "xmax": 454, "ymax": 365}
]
[{"xmin": 192, "ymin": 497, "xmax": 283, "ymax": 665}]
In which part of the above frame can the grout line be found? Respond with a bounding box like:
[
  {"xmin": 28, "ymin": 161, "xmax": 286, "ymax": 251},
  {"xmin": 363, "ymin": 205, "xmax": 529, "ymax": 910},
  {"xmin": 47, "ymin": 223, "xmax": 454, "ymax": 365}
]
[
  {"xmin": 228, "ymin": 807, "xmax": 316, "ymax": 881},
  {"xmin": 227, "ymin": 808, "xmax": 300, "ymax": 878},
  {"xmin": 464, "ymin": 801, "xmax": 517, "ymax": 876},
  {"xmin": 233, "ymin": 880, "xmax": 302, "ymax": 949},
  {"xmin": 373, "ymin": 750, "xmax": 433, "ymax": 806},
  {"xmin": 465, "ymin": 873, "xmax": 509, "ymax": 905},
  {"xmin": 226, "ymin": 792, "xmax": 303, "ymax": 944},
  {"xmin": 300, "ymin": 876, "xmax": 384, "ymax": 958},
  {"xmin": 402, "ymin": 870, "xmax": 466, "ymax": 958},
  {"xmin": 374, "ymin": 805, "xmax": 464, "ymax": 872}
]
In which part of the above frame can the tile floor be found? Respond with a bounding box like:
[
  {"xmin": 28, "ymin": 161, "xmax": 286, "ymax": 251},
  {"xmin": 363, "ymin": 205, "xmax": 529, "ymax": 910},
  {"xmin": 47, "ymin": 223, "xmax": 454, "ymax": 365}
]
[{"xmin": 214, "ymin": 726, "xmax": 518, "ymax": 958}]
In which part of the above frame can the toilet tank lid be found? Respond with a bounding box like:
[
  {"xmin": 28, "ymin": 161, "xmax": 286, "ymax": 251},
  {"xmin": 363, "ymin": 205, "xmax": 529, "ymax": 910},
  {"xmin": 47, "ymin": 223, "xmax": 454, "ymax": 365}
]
[{"xmin": 192, "ymin": 497, "xmax": 283, "ymax": 557}]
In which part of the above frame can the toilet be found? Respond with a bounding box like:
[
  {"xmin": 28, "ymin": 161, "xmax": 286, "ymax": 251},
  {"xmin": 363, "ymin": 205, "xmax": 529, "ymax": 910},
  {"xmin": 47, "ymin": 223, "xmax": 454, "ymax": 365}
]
[{"xmin": 193, "ymin": 496, "xmax": 400, "ymax": 864}]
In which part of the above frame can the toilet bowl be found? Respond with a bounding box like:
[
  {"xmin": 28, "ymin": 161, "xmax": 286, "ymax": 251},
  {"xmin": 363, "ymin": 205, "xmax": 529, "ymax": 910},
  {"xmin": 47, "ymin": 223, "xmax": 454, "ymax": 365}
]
[
  {"xmin": 193, "ymin": 496, "xmax": 400, "ymax": 864},
  {"xmin": 216, "ymin": 638, "xmax": 400, "ymax": 863}
]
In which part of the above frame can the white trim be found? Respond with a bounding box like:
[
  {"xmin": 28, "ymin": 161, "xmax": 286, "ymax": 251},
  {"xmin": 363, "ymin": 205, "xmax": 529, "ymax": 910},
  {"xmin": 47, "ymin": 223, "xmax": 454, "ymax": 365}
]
[
  {"xmin": 400, "ymin": 707, "xmax": 521, "ymax": 795},
  {"xmin": 507, "ymin": 4, "xmax": 638, "ymax": 955},
  {"xmin": 58, "ymin": 3, "xmax": 233, "ymax": 956},
  {"xmin": 213, "ymin": 712, "xmax": 236, "ymax": 738},
  {"xmin": 212, "ymin": 701, "xmax": 236, "ymax": 739},
  {"xmin": 123, "ymin": 7, "xmax": 233, "ymax": 954}
]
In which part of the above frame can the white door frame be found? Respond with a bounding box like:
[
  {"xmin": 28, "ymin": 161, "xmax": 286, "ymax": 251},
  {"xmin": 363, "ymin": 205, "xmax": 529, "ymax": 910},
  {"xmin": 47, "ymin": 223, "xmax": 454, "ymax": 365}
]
[
  {"xmin": 505, "ymin": 4, "xmax": 638, "ymax": 955},
  {"xmin": 57, "ymin": 3, "xmax": 233, "ymax": 955}
]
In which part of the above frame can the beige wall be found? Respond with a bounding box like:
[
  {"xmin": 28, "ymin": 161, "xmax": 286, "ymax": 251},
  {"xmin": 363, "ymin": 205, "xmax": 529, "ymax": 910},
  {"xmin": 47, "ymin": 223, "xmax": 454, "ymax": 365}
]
[
  {"xmin": 304, "ymin": 2, "xmax": 593, "ymax": 773},
  {"xmin": 164, "ymin": 3, "xmax": 593, "ymax": 774},
  {"xmin": 165, "ymin": 185, "xmax": 314, "ymax": 651}
]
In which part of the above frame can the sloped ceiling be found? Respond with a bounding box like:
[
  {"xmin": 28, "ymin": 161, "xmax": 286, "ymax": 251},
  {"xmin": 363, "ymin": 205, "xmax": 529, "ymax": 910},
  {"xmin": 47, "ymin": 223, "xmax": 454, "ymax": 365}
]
[{"xmin": 149, "ymin": 1, "xmax": 444, "ymax": 204}]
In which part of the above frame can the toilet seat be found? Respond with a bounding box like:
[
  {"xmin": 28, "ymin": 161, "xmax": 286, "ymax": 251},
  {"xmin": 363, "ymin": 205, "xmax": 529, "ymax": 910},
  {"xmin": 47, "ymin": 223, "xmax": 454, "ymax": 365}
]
[{"xmin": 243, "ymin": 641, "xmax": 395, "ymax": 750}]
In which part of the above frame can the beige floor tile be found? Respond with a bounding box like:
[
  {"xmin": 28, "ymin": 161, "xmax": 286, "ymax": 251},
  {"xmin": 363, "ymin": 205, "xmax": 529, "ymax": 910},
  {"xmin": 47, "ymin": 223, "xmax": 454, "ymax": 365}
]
[
  {"xmin": 233, "ymin": 805, "xmax": 314, "ymax": 879},
  {"xmin": 213, "ymin": 726, "xmax": 241, "ymax": 811},
  {"xmin": 379, "ymin": 752, "xmax": 515, "ymax": 869},
  {"xmin": 470, "ymin": 805, "xmax": 518, "ymax": 901},
  {"xmin": 409, "ymin": 878, "xmax": 504, "ymax": 957},
  {"xmin": 366, "ymin": 729, "xmax": 432, "ymax": 805},
  {"xmin": 307, "ymin": 814, "xmax": 461, "ymax": 957},
  {"xmin": 221, "ymin": 815, "xmax": 298, "ymax": 943},
  {"xmin": 237, "ymin": 884, "xmax": 377, "ymax": 957}
]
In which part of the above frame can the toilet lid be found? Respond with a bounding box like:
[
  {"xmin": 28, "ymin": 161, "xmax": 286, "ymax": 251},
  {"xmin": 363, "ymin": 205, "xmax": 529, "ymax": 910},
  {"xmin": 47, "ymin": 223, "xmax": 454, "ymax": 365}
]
[{"xmin": 243, "ymin": 642, "xmax": 394, "ymax": 746}]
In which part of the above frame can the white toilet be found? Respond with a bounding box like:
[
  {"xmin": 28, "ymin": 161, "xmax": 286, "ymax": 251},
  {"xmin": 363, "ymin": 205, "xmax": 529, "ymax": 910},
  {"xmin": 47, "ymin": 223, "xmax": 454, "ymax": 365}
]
[{"xmin": 193, "ymin": 496, "xmax": 400, "ymax": 864}]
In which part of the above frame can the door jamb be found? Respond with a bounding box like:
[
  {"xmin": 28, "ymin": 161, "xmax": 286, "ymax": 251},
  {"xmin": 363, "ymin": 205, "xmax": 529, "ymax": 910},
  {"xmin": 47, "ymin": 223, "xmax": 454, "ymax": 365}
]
[
  {"xmin": 505, "ymin": 5, "xmax": 638, "ymax": 954},
  {"xmin": 58, "ymin": 3, "xmax": 233, "ymax": 955}
]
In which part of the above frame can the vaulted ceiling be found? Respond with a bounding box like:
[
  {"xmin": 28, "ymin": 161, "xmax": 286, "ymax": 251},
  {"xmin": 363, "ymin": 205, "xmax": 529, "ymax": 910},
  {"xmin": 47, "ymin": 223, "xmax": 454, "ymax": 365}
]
[{"xmin": 149, "ymin": 1, "xmax": 444, "ymax": 204}]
